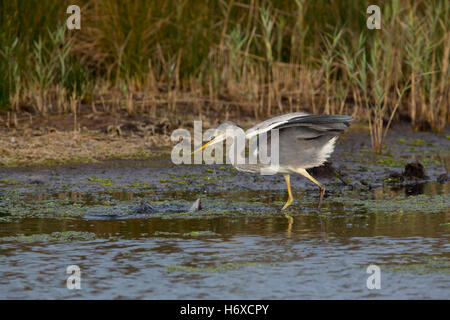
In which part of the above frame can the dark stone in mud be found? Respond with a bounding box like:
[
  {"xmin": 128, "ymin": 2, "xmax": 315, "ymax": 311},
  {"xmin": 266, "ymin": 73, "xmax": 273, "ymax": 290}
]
[
  {"xmin": 437, "ymin": 173, "xmax": 449, "ymax": 184},
  {"xmin": 120, "ymin": 122, "xmax": 140, "ymax": 133},
  {"xmin": 403, "ymin": 162, "xmax": 426, "ymax": 179},
  {"xmin": 133, "ymin": 198, "xmax": 202, "ymax": 215},
  {"xmin": 359, "ymin": 179, "xmax": 372, "ymax": 189},
  {"xmin": 29, "ymin": 178, "xmax": 44, "ymax": 185},
  {"xmin": 134, "ymin": 201, "xmax": 156, "ymax": 214},
  {"xmin": 388, "ymin": 172, "xmax": 405, "ymax": 183},
  {"xmin": 386, "ymin": 162, "xmax": 428, "ymax": 184}
]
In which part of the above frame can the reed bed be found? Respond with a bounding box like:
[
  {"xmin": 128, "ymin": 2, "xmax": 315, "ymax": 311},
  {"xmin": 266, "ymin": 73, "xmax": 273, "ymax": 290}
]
[{"xmin": 0, "ymin": 0, "xmax": 448, "ymax": 153}]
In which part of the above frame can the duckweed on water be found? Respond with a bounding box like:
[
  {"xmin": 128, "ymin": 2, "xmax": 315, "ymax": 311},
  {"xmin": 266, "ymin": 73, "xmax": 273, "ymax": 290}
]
[
  {"xmin": 153, "ymin": 231, "xmax": 180, "ymax": 236},
  {"xmin": 166, "ymin": 262, "xmax": 270, "ymax": 274},
  {"xmin": 87, "ymin": 177, "xmax": 115, "ymax": 187},
  {"xmin": 381, "ymin": 257, "xmax": 450, "ymax": 275},
  {"xmin": 397, "ymin": 138, "xmax": 433, "ymax": 146},
  {"xmin": 127, "ymin": 182, "xmax": 149, "ymax": 188},
  {"xmin": 375, "ymin": 157, "xmax": 407, "ymax": 167},
  {"xmin": 0, "ymin": 178, "xmax": 21, "ymax": 185},
  {"xmin": 0, "ymin": 231, "xmax": 96, "ymax": 243},
  {"xmin": 330, "ymin": 194, "xmax": 449, "ymax": 214},
  {"xmin": 154, "ymin": 231, "xmax": 219, "ymax": 237}
]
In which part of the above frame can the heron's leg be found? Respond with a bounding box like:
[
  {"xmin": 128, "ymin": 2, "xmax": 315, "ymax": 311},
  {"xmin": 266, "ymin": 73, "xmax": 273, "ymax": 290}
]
[
  {"xmin": 295, "ymin": 168, "xmax": 326, "ymax": 209},
  {"xmin": 281, "ymin": 174, "xmax": 294, "ymax": 210}
]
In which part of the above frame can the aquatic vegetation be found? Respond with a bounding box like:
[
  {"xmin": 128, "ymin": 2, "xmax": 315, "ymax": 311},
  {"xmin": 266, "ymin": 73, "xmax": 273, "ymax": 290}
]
[
  {"xmin": 381, "ymin": 257, "xmax": 450, "ymax": 275},
  {"xmin": 153, "ymin": 231, "xmax": 180, "ymax": 237},
  {"xmin": 375, "ymin": 157, "xmax": 407, "ymax": 167},
  {"xmin": 154, "ymin": 231, "xmax": 219, "ymax": 237},
  {"xmin": 0, "ymin": 178, "xmax": 21, "ymax": 184},
  {"xmin": 127, "ymin": 182, "xmax": 149, "ymax": 188},
  {"xmin": 87, "ymin": 177, "xmax": 115, "ymax": 187},
  {"xmin": 397, "ymin": 138, "xmax": 433, "ymax": 146},
  {"xmin": 166, "ymin": 262, "xmax": 273, "ymax": 274},
  {"xmin": 330, "ymin": 193, "xmax": 449, "ymax": 215},
  {"xmin": 0, "ymin": 231, "xmax": 96, "ymax": 243}
]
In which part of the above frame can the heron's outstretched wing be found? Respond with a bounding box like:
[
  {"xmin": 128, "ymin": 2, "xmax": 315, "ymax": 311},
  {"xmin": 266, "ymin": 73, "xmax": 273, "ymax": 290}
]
[
  {"xmin": 246, "ymin": 113, "xmax": 354, "ymax": 139},
  {"xmin": 245, "ymin": 112, "xmax": 309, "ymax": 138},
  {"xmin": 279, "ymin": 114, "xmax": 354, "ymax": 138},
  {"xmin": 246, "ymin": 113, "xmax": 354, "ymax": 169}
]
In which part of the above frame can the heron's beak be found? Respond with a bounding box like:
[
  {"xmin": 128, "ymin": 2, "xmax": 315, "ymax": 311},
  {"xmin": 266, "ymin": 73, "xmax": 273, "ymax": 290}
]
[{"xmin": 191, "ymin": 138, "xmax": 217, "ymax": 155}]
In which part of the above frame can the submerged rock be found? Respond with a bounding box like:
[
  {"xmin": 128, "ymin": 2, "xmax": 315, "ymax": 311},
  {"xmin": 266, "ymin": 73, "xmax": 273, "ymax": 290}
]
[
  {"xmin": 189, "ymin": 198, "xmax": 202, "ymax": 212},
  {"xmin": 403, "ymin": 162, "xmax": 426, "ymax": 179},
  {"xmin": 134, "ymin": 201, "xmax": 156, "ymax": 214},
  {"xmin": 387, "ymin": 172, "xmax": 405, "ymax": 183},
  {"xmin": 386, "ymin": 162, "xmax": 428, "ymax": 183},
  {"xmin": 133, "ymin": 198, "xmax": 202, "ymax": 215},
  {"xmin": 437, "ymin": 173, "xmax": 449, "ymax": 184}
]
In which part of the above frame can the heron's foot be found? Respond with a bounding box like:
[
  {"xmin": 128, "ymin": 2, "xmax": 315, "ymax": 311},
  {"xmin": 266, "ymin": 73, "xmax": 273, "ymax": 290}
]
[
  {"xmin": 281, "ymin": 197, "xmax": 293, "ymax": 211},
  {"xmin": 282, "ymin": 174, "xmax": 294, "ymax": 211}
]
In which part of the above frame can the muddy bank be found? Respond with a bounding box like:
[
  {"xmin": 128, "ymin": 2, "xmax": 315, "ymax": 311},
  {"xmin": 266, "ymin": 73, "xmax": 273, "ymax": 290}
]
[
  {"xmin": 1, "ymin": 123, "xmax": 448, "ymax": 194},
  {"xmin": 0, "ymin": 123, "xmax": 448, "ymax": 223}
]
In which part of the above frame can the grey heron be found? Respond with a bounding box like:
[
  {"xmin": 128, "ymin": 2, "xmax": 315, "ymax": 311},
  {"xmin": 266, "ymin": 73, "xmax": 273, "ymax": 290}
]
[{"xmin": 193, "ymin": 112, "xmax": 354, "ymax": 210}]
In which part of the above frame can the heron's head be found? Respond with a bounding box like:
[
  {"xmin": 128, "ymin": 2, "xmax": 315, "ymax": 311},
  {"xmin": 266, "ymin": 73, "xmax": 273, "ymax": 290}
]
[{"xmin": 192, "ymin": 121, "xmax": 241, "ymax": 154}]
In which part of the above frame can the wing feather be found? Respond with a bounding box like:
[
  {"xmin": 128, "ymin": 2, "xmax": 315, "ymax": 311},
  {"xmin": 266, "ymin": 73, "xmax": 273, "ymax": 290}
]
[{"xmin": 246, "ymin": 113, "xmax": 354, "ymax": 139}]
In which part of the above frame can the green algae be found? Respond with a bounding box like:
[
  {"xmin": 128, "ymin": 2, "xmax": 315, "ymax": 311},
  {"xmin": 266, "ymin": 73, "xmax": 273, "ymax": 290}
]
[
  {"xmin": 383, "ymin": 175, "xmax": 404, "ymax": 184},
  {"xmin": 154, "ymin": 230, "xmax": 219, "ymax": 237},
  {"xmin": 381, "ymin": 257, "xmax": 450, "ymax": 275},
  {"xmin": 166, "ymin": 262, "xmax": 274, "ymax": 274},
  {"xmin": 330, "ymin": 193, "xmax": 449, "ymax": 215},
  {"xmin": 0, "ymin": 178, "xmax": 21, "ymax": 185},
  {"xmin": 375, "ymin": 156, "xmax": 407, "ymax": 167},
  {"xmin": 87, "ymin": 177, "xmax": 115, "ymax": 187},
  {"xmin": 397, "ymin": 138, "xmax": 433, "ymax": 147},
  {"xmin": 153, "ymin": 231, "xmax": 180, "ymax": 236},
  {"xmin": 0, "ymin": 231, "xmax": 96, "ymax": 243},
  {"xmin": 127, "ymin": 182, "xmax": 149, "ymax": 188}
]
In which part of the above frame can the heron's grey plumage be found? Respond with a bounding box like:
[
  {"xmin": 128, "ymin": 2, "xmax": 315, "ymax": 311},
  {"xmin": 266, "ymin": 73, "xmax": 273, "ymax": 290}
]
[
  {"xmin": 231, "ymin": 113, "xmax": 353, "ymax": 173},
  {"xmin": 200, "ymin": 112, "xmax": 354, "ymax": 210}
]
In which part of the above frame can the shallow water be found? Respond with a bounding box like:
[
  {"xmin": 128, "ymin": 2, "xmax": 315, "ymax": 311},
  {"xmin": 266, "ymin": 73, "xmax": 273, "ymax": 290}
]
[
  {"xmin": 0, "ymin": 126, "xmax": 449, "ymax": 299},
  {"xmin": 0, "ymin": 179, "xmax": 448, "ymax": 299}
]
